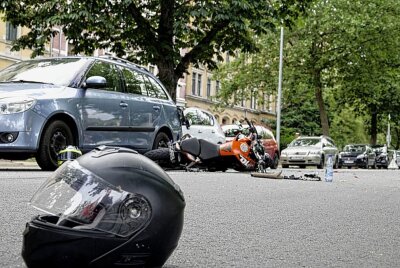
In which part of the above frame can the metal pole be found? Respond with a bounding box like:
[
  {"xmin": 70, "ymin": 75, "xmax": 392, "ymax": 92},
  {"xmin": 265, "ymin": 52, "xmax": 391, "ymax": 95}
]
[
  {"xmin": 58, "ymin": 26, "xmax": 62, "ymax": 56},
  {"xmin": 276, "ymin": 26, "xmax": 284, "ymax": 151}
]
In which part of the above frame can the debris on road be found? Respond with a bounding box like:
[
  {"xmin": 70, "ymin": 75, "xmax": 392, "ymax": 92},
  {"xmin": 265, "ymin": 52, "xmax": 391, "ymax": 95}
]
[{"xmin": 251, "ymin": 171, "xmax": 322, "ymax": 181}]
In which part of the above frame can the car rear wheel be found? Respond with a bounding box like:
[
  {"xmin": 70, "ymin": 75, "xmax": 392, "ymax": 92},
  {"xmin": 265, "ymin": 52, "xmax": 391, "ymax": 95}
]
[
  {"xmin": 317, "ymin": 155, "xmax": 325, "ymax": 169},
  {"xmin": 153, "ymin": 132, "xmax": 170, "ymax": 149},
  {"xmin": 36, "ymin": 120, "xmax": 74, "ymax": 171},
  {"xmin": 364, "ymin": 161, "xmax": 369, "ymax": 169}
]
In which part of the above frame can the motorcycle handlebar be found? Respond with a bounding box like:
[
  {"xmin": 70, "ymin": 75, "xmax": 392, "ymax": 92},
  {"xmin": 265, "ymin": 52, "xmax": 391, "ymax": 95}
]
[{"xmin": 244, "ymin": 117, "xmax": 258, "ymax": 136}]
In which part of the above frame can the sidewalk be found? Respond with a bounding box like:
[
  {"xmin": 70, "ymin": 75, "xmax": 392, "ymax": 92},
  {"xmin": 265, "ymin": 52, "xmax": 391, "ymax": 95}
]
[{"xmin": 0, "ymin": 159, "xmax": 40, "ymax": 169}]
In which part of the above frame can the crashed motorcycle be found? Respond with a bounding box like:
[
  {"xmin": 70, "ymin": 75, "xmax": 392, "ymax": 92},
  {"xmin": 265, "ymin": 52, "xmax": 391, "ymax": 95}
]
[{"xmin": 144, "ymin": 118, "xmax": 273, "ymax": 172}]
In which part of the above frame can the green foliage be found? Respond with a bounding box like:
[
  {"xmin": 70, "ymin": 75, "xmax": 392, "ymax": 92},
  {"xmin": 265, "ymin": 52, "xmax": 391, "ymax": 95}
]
[
  {"xmin": 214, "ymin": 0, "xmax": 400, "ymax": 146},
  {"xmin": 329, "ymin": 107, "xmax": 369, "ymax": 149},
  {"xmin": 0, "ymin": 0, "xmax": 311, "ymax": 98}
]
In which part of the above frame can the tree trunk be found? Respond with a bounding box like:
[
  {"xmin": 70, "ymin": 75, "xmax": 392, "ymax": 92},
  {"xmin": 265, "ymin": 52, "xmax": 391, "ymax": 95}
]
[
  {"xmin": 370, "ymin": 111, "xmax": 378, "ymax": 145},
  {"xmin": 156, "ymin": 60, "xmax": 180, "ymax": 101},
  {"xmin": 155, "ymin": 0, "xmax": 180, "ymax": 101},
  {"xmin": 313, "ymin": 71, "xmax": 330, "ymax": 136}
]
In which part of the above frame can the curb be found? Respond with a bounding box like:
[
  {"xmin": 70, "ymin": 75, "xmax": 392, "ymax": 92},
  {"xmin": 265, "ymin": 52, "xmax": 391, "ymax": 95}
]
[{"xmin": 0, "ymin": 159, "xmax": 40, "ymax": 169}]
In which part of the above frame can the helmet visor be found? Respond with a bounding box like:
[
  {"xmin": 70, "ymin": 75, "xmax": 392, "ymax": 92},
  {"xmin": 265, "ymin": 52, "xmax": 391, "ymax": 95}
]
[{"xmin": 30, "ymin": 161, "xmax": 151, "ymax": 237}]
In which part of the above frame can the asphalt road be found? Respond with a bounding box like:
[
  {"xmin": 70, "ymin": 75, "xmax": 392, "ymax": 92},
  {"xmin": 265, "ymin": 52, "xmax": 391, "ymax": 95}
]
[{"xmin": 0, "ymin": 166, "xmax": 399, "ymax": 267}]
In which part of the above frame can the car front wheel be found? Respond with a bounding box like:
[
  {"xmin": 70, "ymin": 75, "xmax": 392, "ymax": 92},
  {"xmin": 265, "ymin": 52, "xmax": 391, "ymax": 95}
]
[
  {"xmin": 317, "ymin": 155, "xmax": 325, "ymax": 169},
  {"xmin": 36, "ymin": 120, "xmax": 74, "ymax": 171}
]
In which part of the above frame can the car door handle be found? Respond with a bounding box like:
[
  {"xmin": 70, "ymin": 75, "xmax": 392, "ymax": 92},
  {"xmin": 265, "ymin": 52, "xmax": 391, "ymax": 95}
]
[
  {"xmin": 153, "ymin": 105, "xmax": 161, "ymax": 111},
  {"xmin": 120, "ymin": 101, "xmax": 128, "ymax": 108},
  {"xmin": 211, "ymin": 130, "xmax": 215, "ymax": 133},
  {"xmin": 198, "ymin": 130, "xmax": 202, "ymax": 133}
]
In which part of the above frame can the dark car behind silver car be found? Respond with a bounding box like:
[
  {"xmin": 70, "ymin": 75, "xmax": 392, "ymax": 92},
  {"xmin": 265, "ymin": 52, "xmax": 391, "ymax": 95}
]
[
  {"xmin": 338, "ymin": 144, "xmax": 376, "ymax": 169},
  {"xmin": 0, "ymin": 56, "xmax": 182, "ymax": 170}
]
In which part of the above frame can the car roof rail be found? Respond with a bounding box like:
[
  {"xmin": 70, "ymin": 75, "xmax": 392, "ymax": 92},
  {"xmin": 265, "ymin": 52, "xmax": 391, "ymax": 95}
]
[{"xmin": 98, "ymin": 55, "xmax": 150, "ymax": 73}]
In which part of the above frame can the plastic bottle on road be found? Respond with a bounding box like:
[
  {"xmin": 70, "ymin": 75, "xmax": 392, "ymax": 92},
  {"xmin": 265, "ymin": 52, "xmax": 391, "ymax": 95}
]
[{"xmin": 324, "ymin": 154, "xmax": 333, "ymax": 182}]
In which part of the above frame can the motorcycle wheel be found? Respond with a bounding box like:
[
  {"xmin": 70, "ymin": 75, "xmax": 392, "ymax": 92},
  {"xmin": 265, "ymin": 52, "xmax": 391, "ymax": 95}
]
[{"xmin": 144, "ymin": 148, "xmax": 173, "ymax": 169}]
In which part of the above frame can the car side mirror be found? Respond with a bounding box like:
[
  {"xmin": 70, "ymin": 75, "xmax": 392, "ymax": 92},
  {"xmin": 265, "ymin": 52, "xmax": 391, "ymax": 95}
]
[{"xmin": 83, "ymin": 76, "xmax": 107, "ymax": 89}]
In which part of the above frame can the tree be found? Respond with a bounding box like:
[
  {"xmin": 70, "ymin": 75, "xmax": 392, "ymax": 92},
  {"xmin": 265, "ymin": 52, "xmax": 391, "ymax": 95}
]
[
  {"xmin": 214, "ymin": 0, "xmax": 400, "ymax": 144},
  {"xmin": 0, "ymin": 0, "xmax": 310, "ymax": 100}
]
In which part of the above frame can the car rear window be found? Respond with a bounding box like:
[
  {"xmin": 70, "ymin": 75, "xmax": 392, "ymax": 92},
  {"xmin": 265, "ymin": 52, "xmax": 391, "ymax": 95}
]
[{"xmin": 185, "ymin": 109, "xmax": 215, "ymax": 126}]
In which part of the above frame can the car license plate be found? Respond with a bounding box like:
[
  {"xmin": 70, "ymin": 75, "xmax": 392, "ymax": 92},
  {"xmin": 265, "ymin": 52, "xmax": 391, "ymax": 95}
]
[
  {"xmin": 344, "ymin": 160, "xmax": 353, "ymax": 164},
  {"xmin": 291, "ymin": 156, "xmax": 303, "ymax": 160}
]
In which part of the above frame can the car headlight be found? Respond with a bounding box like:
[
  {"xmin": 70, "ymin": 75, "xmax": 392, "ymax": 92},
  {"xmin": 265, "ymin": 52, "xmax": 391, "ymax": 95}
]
[
  {"xmin": 281, "ymin": 151, "xmax": 288, "ymax": 156},
  {"xmin": 356, "ymin": 154, "xmax": 366, "ymax": 159},
  {"xmin": 0, "ymin": 97, "xmax": 36, "ymax": 114}
]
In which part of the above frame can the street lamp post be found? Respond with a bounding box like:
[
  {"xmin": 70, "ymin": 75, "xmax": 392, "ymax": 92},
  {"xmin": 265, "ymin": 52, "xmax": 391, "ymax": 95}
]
[{"xmin": 276, "ymin": 26, "xmax": 284, "ymax": 151}]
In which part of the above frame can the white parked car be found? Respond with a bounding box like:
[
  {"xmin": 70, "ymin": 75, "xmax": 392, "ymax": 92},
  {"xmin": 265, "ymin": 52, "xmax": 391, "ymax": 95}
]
[
  {"xmin": 280, "ymin": 136, "xmax": 339, "ymax": 169},
  {"xmin": 182, "ymin": 107, "xmax": 226, "ymax": 144}
]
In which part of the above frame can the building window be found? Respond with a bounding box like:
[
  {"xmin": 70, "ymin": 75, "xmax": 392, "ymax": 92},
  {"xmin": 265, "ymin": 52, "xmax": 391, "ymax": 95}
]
[
  {"xmin": 207, "ymin": 78, "xmax": 211, "ymax": 98},
  {"xmin": 251, "ymin": 91, "xmax": 257, "ymax": 110},
  {"xmin": 197, "ymin": 73, "xmax": 202, "ymax": 96},
  {"xmin": 270, "ymin": 95, "xmax": 274, "ymax": 112},
  {"xmin": 215, "ymin": 80, "xmax": 220, "ymax": 95},
  {"xmin": 6, "ymin": 22, "xmax": 17, "ymax": 41},
  {"xmin": 262, "ymin": 93, "xmax": 267, "ymax": 111},
  {"xmin": 191, "ymin": 72, "xmax": 202, "ymax": 96},
  {"xmin": 191, "ymin": 72, "xmax": 197, "ymax": 95}
]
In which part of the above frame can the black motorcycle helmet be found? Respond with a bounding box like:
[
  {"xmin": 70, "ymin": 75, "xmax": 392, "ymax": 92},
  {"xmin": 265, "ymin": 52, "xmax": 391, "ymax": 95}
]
[{"xmin": 22, "ymin": 146, "xmax": 185, "ymax": 268}]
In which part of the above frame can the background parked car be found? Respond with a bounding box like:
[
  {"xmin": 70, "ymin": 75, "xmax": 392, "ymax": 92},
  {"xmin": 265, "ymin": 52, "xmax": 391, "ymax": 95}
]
[
  {"xmin": 280, "ymin": 136, "xmax": 338, "ymax": 169},
  {"xmin": 182, "ymin": 107, "xmax": 225, "ymax": 144},
  {"xmin": 0, "ymin": 56, "xmax": 182, "ymax": 170},
  {"xmin": 395, "ymin": 150, "xmax": 400, "ymax": 168},
  {"xmin": 372, "ymin": 145, "xmax": 389, "ymax": 169},
  {"xmin": 222, "ymin": 124, "xmax": 280, "ymax": 169},
  {"xmin": 338, "ymin": 144, "xmax": 376, "ymax": 169}
]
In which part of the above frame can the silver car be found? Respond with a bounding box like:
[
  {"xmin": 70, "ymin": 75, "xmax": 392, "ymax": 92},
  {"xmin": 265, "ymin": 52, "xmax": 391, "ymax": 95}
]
[
  {"xmin": 0, "ymin": 56, "xmax": 182, "ymax": 170},
  {"xmin": 280, "ymin": 136, "xmax": 338, "ymax": 168},
  {"xmin": 182, "ymin": 107, "xmax": 225, "ymax": 144}
]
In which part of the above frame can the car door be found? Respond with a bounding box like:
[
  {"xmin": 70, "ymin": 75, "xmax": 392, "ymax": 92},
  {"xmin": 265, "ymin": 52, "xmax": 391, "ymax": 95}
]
[
  {"xmin": 80, "ymin": 60, "xmax": 130, "ymax": 149},
  {"xmin": 118, "ymin": 66, "xmax": 159, "ymax": 150},
  {"xmin": 145, "ymin": 75, "xmax": 182, "ymax": 142}
]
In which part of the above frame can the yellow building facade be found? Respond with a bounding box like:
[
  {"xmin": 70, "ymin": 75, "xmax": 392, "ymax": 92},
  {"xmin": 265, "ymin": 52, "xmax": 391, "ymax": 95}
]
[
  {"xmin": 181, "ymin": 62, "xmax": 277, "ymax": 128},
  {"xmin": 0, "ymin": 15, "xmax": 68, "ymax": 69}
]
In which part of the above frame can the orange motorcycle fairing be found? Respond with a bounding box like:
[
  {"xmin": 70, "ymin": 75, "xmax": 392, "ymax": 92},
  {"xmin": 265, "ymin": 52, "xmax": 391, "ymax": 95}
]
[{"xmin": 219, "ymin": 137, "xmax": 256, "ymax": 170}]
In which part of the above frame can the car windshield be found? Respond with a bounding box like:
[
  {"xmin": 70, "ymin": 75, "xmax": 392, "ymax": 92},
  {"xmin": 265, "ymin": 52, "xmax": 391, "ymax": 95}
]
[
  {"xmin": 289, "ymin": 138, "xmax": 321, "ymax": 147},
  {"xmin": 343, "ymin": 145, "xmax": 366, "ymax": 153},
  {"xmin": 0, "ymin": 58, "xmax": 89, "ymax": 86},
  {"xmin": 373, "ymin": 146, "xmax": 386, "ymax": 154}
]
